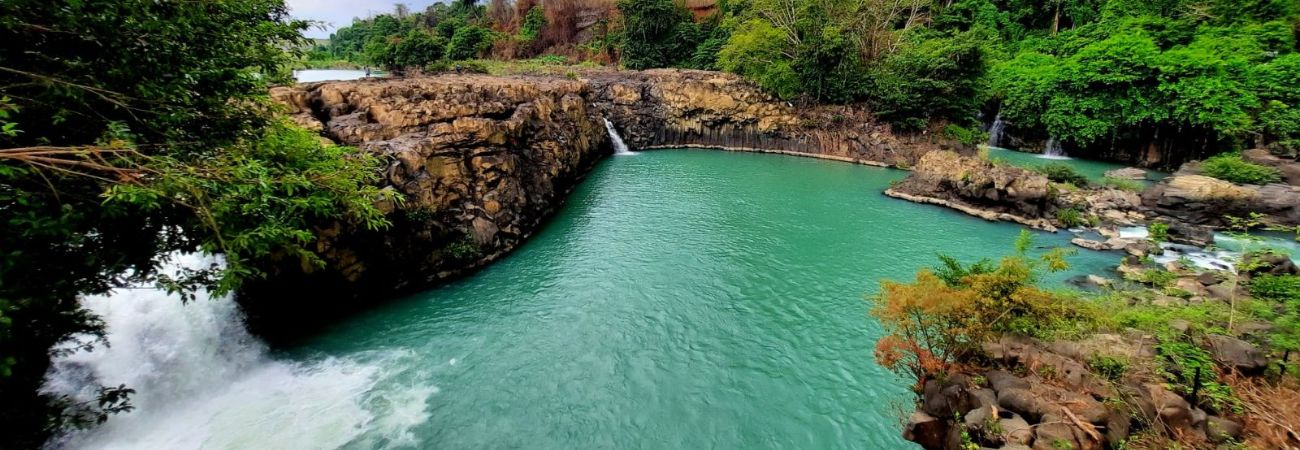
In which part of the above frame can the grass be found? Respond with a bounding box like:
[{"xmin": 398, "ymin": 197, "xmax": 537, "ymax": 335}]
[
  {"xmin": 471, "ymin": 58, "xmax": 606, "ymax": 76},
  {"xmin": 1099, "ymin": 176, "xmax": 1144, "ymax": 192}
]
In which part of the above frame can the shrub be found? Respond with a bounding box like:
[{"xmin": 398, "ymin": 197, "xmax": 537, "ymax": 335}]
[
  {"xmin": 1250, "ymin": 275, "xmax": 1300, "ymax": 302},
  {"xmin": 1201, "ymin": 153, "xmax": 1283, "ymax": 184},
  {"xmin": 1156, "ymin": 341, "xmax": 1240, "ymax": 413},
  {"xmin": 1056, "ymin": 207, "xmax": 1085, "ymax": 228},
  {"xmin": 1148, "ymin": 221, "xmax": 1169, "ymax": 244},
  {"xmin": 446, "ymin": 25, "xmax": 496, "ymax": 60},
  {"xmin": 1087, "ymin": 355, "xmax": 1128, "ymax": 381},
  {"xmin": 871, "ymin": 231, "xmax": 1082, "ymax": 383},
  {"xmin": 1035, "ymin": 163, "xmax": 1089, "ymax": 186},
  {"xmin": 943, "ymin": 124, "xmax": 985, "ymax": 146},
  {"xmin": 1099, "ymin": 177, "xmax": 1143, "ymax": 192}
]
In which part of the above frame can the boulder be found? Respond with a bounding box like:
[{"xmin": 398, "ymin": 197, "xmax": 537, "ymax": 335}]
[
  {"xmin": 1032, "ymin": 412, "xmax": 1101, "ymax": 450},
  {"xmin": 923, "ymin": 376, "xmax": 979, "ymax": 418},
  {"xmin": 1131, "ymin": 383, "xmax": 1204, "ymax": 439},
  {"xmin": 997, "ymin": 389, "xmax": 1045, "ymax": 422},
  {"xmin": 1243, "ymin": 251, "xmax": 1300, "ymax": 277},
  {"xmin": 1000, "ymin": 411, "xmax": 1033, "ymax": 446},
  {"xmin": 987, "ymin": 370, "xmax": 1031, "ymax": 393},
  {"xmin": 1105, "ymin": 167, "xmax": 1148, "ymax": 180},
  {"xmin": 1205, "ymin": 415, "xmax": 1243, "ymax": 444},
  {"xmin": 1204, "ymin": 334, "xmax": 1269, "ymax": 374},
  {"xmin": 1144, "ymin": 174, "xmax": 1300, "ymax": 227},
  {"xmin": 904, "ymin": 411, "xmax": 949, "ymax": 450}
]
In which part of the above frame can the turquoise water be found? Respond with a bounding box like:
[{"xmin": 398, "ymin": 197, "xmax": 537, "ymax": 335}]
[
  {"xmin": 267, "ymin": 150, "xmax": 1120, "ymax": 449},
  {"xmin": 986, "ymin": 147, "xmax": 1166, "ymax": 183}
]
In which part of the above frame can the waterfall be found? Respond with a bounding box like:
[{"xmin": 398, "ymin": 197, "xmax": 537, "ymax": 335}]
[
  {"xmin": 986, "ymin": 113, "xmax": 1005, "ymax": 148},
  {"xmin": 1041, "ymin": 137, "xmax": 1070, "ymax": 160},
  {"xmin": 41, "ymin": 254, "xmax": 432, "ymax": 450},
  {"xmin": 603, "ymin": 118, "xmax": 633, "ymax": 155}
]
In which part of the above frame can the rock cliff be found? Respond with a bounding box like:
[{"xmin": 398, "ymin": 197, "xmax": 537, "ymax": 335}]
[
  {"xmin": 246, "ymin": 70, "xmax": 956, "ymax": 334},
  {"xmin": 586, "ymin": 70, "xmax": 952, "ymax": 167}
]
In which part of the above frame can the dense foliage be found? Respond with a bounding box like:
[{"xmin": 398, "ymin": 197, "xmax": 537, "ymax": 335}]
[
  {"xmin": 316, "ymin": 0, "xmax": 1300, "ymax": 160},
  {"xmin": 871, "ymin": 231, "xmax": 1083, "ymax": 383},
  {"xmin": 1200, "ymin": 153, "xmax": 1284, "ymax": 184},
  {"xmin": 0, "ymin": 0, "xmax": 392, "ymax": 446}
]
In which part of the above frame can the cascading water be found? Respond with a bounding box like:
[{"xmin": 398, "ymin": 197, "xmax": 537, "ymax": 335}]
[
  {"xmin": 603, "ymin": 118, "xmax": 633, "ymax": 155},
  {"xmin": 986, "ymin": 113, "xmax": 1006, "ymax": 148},
  {"xmin": 1041, "ymin": 137, "xmax": 1070, "ymax": 159},
  {"xmin": 41, "ymin": 254, "xmax": 432, "ymax": 450}
]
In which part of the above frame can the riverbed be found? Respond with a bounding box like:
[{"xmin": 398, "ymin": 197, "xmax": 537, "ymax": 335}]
[{"xmin": 48, "ymin": 150, "xmax": 1122, "ymax": 449}]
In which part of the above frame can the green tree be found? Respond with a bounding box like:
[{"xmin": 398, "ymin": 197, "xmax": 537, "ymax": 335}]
[
  {"xmin": 0, "ymin": 0, "xmax": 394, "ymax": 446},
  {"xmin": 618, "ymin": 0, "xmax": 698, "ymax": 70}
]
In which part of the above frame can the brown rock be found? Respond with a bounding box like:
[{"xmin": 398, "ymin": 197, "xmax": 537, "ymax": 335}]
[
  {"xmin": 904, "ymin": 411, "xmax": 949, "ymax": 450},
  {"xmin": 1204, "ymin": 334, "xmax": 1269, "ymax": 374}
]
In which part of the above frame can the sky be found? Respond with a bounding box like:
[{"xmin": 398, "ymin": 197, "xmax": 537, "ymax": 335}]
[{"xmin": 289, "ymin": 0, "xmax": 443, "ymax": 39}]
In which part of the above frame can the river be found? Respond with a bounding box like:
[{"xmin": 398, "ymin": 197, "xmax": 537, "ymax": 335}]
[{"xmin": 46, "ymin": 150, "xmax": 1122, "ymax": 449}]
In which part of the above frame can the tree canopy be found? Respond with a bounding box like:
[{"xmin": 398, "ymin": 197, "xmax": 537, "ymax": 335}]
[{"xmin": 0, "ymin": 1, "xmax": 392, "ymax": 446}]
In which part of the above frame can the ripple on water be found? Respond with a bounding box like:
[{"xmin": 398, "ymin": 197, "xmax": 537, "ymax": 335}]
[{"xmin": 57, "ymin": 150, "xmax": 1124, "ymax": 449}]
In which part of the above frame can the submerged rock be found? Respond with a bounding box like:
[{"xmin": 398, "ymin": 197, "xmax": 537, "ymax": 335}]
[{"xmin": 1104, "ymin": 167, "xmax": 1147, "ymax": 180}]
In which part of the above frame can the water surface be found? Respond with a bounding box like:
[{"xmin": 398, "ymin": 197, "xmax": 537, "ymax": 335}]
[
  {"xmin": 289, "ymin": 150, "xmax": 1118, "ymax": 449},
  {"xmin": 986, "ymin": 147, "xmax": 1166, "ymax": 183},
  {"xmin": 294, "ymin": 69, "xmax": 378, "ymax": 83},
  {"xmin": 53, "ymin": 150, "xmax": 1122, "ymax": 449}
]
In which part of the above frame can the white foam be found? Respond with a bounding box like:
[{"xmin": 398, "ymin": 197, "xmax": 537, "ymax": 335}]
[{"xmin": 42, "ymin": 254, "xmax": 433, "ymax": 450}]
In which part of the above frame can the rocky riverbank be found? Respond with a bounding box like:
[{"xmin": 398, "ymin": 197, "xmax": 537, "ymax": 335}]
[
  {"xmin": 883, "ymin": 151, "xmax": 1145, "ymax": 232},
  {"xmin": 246, "ymin": 69, "xmax": 963, "ymax": 335}
]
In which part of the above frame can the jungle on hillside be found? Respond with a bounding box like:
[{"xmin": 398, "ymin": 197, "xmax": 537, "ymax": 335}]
[{"xmin": 311, "ymin": 0, "xmax": 1300, "ymax": 166}]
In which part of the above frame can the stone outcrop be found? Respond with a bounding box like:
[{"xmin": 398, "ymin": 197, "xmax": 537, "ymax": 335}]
[
  {"xmin": 1103, "ymin": 167, "xmax": 1147, "ymax": 180},
  {"xmin": 1143, "ymin": 168, "xmax": 1300, "ymax": 227},
  {"xmin": 249, "ymin": 70, "xmax": 958, "ymax": 334},
  {"xmin": 586, "ymin": 69, "xmax": 957, "ymax": 167},
  {"xmin": 884, "ymin": 151, "xmax": 1058, "ymax": 230},
  {"xmin": 248, "ymin": 76, "xmax": 611, "ymax": 333},
  {"xmin": 884, "ymin": 151, "xmax": 1146, "ymax": 230}
]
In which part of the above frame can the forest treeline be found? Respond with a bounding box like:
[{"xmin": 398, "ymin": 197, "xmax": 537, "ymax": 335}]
[{"xmin": 317, "ymin": 0, "xmax": 1300, "ymax": 163}]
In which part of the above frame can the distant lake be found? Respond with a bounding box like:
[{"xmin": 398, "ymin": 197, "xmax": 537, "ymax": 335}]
[{"xmin": 293, "ymin": 69, "xmax": 380, "ymax": 83}]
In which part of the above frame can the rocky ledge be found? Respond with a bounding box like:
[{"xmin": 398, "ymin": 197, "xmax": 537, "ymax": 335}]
[
  {"xmin": 245, "ymin": 70, "xmax": 960, "ymax": 333},
  {"xmin": 884, "ymin": 151, "xmax": 1144, "ymax": 232},
  {"xmin": 1143, "ymin": 153, "xmax": 1300, "ymax": 228}
]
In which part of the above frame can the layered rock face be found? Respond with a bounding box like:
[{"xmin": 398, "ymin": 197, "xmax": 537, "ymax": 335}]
[
  {"xmin": 248, "ymin": 70, "xmax": 953, "ymax": 333},
  {"xmin": 587, "ymin": 69, "xmax": 954, "ymax": 167},
  {"xmin": 247, "ymin": 76, "xmax": 610, "ymax": 333}
]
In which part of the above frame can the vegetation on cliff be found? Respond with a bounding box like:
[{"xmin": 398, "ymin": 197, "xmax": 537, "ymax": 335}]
[{"xmin": 0, "ymin": 1, "xmax": 392, "ymax": 446}]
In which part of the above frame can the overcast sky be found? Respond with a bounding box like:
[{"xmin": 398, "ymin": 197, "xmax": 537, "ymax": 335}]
[{"xmin": 289, "ymin": 0, "xmax": 443, "ymax": 39}]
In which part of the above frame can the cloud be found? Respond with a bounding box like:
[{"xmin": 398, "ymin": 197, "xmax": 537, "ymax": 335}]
[{"xmin": 288, "ymin": 0, "xmax": 443, "ymax": 39}]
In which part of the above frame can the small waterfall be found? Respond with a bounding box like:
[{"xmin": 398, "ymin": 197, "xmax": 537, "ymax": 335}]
[
  {"xmin": 603, "ymin": 118, "xmax": 633, "ymax": 155},
  {"xmin": 41, "ymin": 254, "xmax": 431, "ymax": 449},
  {"xmin": 1041, "ymin": 137, "xmax": 1070, "ymax": 159},
  {"xmin": 986, "ymin": 113, "xmax": 1005, "ymax": 148}
]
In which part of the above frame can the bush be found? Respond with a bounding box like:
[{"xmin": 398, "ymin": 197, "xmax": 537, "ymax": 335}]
[
  {"xmin": 1251, "ymin": 275, "xmax": 1300, "ymax": 302},
  {"xmin": 446, "ymin": 25, "xmax": 496, "ymax": 60},
  {"xmin": 1148, "ymin": 221, "xmax": 1169, "ymax": 243},
  {"xmin": 1035, "ymin": 163, "xmax": 1089, "ymax": 186},
  {"xmin": 1055, "ymin": 207, "xmax": 1086, "ymax": 228},
  {"xmin": 943, "ymin": 124, "xmax": 985, "ymax": 146},
  {"xmin": 1099, "ymin": 177, "xmax": 1143, "ymax": 192},
  {"xmin": 1201, "ymin": 153, "xmax": 1283, "ymax": 184},
  {"xmin": 618, "ymin": 0, "xmax": 697, "ymax": 70},
  {"xmin": 871, "ymin": 231, "xmax": 1083, "ymax": 382}
]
